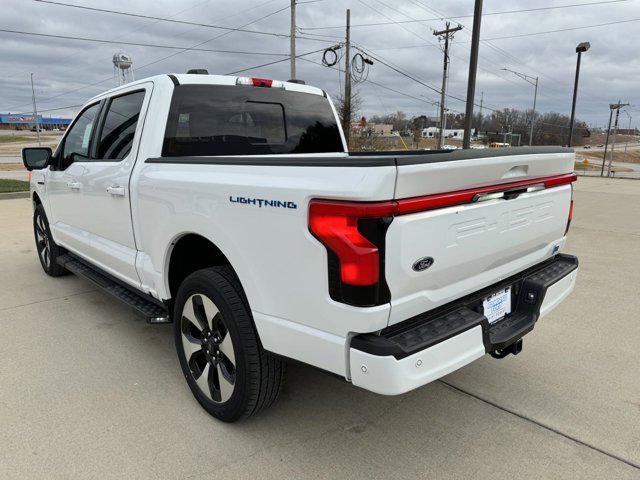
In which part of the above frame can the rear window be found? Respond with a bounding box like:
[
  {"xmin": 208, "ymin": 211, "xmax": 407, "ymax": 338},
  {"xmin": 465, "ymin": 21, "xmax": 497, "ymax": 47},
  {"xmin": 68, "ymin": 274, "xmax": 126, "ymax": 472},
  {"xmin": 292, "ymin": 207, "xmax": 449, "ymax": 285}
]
[{"xmin": 162, "ymin": 85, "xmax": 344, "ymax": 157}]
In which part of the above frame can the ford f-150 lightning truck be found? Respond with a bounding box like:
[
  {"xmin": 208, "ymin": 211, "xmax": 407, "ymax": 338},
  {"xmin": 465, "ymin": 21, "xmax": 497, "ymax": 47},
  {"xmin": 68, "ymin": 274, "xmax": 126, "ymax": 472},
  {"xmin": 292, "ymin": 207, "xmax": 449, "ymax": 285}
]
[{"xmin": 22, "ymin": 73, "xmax": 578, "ymax": 422}]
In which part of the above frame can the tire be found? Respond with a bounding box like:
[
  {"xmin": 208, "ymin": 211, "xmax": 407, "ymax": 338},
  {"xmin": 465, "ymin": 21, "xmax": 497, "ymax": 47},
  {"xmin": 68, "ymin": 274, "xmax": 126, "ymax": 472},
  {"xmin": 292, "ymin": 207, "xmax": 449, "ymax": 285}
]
[
  {"xmin": 33, "ymin": 204, "xmax": 67, "ymax": 277},
  {"xmin": 173, "ymin": 266, "xmax": 285, "ymax": 422}
]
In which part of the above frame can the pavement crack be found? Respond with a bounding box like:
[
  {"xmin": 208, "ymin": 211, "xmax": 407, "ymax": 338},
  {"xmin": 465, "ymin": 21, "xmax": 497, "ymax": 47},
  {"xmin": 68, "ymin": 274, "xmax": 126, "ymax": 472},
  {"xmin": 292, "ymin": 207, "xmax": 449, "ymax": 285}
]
[{"xmin": 438, "ymin": 380, "xmax": 640, "ymax": 471}]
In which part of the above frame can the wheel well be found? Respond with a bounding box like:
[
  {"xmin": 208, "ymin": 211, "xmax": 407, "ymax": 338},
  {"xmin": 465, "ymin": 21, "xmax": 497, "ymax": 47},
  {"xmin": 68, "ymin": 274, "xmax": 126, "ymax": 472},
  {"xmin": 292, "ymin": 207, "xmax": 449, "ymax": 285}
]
[
  {"xmin": 168, "ymin": 234, "xmax": 232, "ymax": 298},
  {"xmin": 32, "ymin": 192, "xmax": 42, "ymax": 206}
]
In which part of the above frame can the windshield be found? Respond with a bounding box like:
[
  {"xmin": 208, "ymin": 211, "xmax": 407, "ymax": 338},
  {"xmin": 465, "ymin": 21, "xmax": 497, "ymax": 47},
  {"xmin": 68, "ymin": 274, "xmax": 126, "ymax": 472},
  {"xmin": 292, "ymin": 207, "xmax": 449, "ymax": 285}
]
[{"xmin": 162, "ymin": 85, "xmax": 344, "ymax": 157}]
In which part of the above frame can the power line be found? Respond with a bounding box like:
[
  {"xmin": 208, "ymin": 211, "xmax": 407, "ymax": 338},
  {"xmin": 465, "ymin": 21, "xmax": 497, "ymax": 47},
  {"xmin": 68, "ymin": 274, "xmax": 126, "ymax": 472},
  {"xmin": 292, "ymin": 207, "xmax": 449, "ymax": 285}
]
[
  {"xmin": 300, "ymin": 0, "xmax": 631, "ymax": 29},
  {"xmin": 226, "ymin": 47, "xmax": 327, "ymax": 74},
  {"xmin": 300, "ymin": 57, "xmax": 439, "ymax": 106},
  {"xmin": 0, "ymin": 28, "xmax": 289, "ymax": 56},
  {"xmin": 10, "ymin": 47, "xmax": 328, "ymax": 115},
  {"xmin": 403, "ymin": 0, "xmax": 571, "ymax": 92},
  {"xmin": 33, "ymin": 0, "xmax": 290, "ymax": 38},
  {"xmin": 355, "ymin": 0, "xmax": 527, "ymax": 92},
  {"xmin": 5, "ymin": 2, "xmax": 292, "ymax": 112},
  {"xmin": 0, "ymin": 0, "xmax": 214, "ymax": 82},
  {"xmin": 483, "ymin": 17, "xmax": 640, "ymax": 40}
]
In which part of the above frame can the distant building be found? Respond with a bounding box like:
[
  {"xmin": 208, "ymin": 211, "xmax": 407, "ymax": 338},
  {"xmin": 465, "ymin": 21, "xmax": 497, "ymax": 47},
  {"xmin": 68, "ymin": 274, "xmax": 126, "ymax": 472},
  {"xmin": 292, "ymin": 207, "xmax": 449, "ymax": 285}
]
[
  {"xmin": 422, "ymin": 127, "xmax": 474, "ymax": 139},
  {"xmin": 371, "ymin": 123, "xmax": 394, "ymax": 136},
  {"xmin": 0, "ymin": 113, "xmax": 72, "ymax": 131},
  {"xmin": 351, "ymin": 122, "xmax": 395, "ymax": 137}
]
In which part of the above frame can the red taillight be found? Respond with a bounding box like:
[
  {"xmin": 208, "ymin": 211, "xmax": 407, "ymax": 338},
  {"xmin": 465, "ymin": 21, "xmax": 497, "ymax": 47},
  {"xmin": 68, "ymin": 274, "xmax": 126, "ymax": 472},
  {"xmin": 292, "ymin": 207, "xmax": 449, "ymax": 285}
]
[
  {"xmin": 309, "ymin": 200, "xmax": 394, "ymax": 286},
  {"xmin": 565, "ymin": 199, "xmax": 574, "ymax": 235},
  {"xmin": 568, "ymin": 199, "xmax": 574, "ymax": 222},
  {"xmin": 28, "ymin": 171, "xmax": 32, "ymax": 183}
]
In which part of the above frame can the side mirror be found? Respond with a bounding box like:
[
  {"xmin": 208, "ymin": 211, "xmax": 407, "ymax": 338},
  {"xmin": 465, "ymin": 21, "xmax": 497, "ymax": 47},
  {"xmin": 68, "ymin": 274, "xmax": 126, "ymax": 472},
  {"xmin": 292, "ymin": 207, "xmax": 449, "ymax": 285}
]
[{"xmin": 22, "ymin": 147, "xmax": 52, "ymax": 171}]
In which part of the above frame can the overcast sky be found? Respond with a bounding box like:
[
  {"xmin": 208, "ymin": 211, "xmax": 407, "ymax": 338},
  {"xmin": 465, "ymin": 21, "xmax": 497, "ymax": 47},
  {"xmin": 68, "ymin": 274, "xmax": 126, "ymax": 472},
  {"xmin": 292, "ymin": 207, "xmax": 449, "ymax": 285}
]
[{"xmin": 1, "ymin": 0, "xmax": 638, "ymax": 127}]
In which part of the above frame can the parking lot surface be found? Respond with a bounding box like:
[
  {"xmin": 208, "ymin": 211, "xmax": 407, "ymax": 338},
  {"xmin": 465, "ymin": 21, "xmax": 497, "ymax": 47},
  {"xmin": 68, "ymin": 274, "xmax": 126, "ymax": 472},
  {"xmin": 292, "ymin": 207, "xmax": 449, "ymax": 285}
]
[{"xmin": 1, "ymin": 177, "xmax": 639, "ymax": 479}]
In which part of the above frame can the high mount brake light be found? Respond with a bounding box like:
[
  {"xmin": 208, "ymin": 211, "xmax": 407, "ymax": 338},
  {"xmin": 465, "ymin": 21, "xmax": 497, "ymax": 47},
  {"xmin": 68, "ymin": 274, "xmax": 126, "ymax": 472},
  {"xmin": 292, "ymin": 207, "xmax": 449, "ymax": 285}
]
[
  {"xmin": 235, "ymin": 77, "xmax": 284, "ymax": 88},
  {"xmin": 309, "ymin": 173, "xmax": 577, "ymax": 307}
]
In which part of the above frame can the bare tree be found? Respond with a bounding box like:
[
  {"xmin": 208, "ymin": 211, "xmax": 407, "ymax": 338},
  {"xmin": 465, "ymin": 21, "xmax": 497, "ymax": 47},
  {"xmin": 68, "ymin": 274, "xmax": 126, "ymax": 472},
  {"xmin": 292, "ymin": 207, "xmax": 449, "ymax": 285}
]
[{"xmin": 335, "ymin": 89, "xmax": 363, "ymax": 146}]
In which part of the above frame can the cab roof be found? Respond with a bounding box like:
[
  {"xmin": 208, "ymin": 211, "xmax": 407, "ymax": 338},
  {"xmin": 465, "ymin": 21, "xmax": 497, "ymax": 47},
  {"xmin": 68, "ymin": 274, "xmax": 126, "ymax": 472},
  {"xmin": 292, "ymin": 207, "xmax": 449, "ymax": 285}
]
[{"xmin": 88, "ymin": 73, "xmax": 325, "ymax": 104}]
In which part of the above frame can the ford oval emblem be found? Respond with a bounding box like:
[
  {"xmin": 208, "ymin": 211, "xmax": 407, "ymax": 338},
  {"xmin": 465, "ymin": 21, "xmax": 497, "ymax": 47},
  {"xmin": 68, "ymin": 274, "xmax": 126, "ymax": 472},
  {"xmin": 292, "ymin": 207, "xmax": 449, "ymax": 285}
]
[{"xmin": 412, "ymin": 256, "xmax": 434, "ymax": 272}]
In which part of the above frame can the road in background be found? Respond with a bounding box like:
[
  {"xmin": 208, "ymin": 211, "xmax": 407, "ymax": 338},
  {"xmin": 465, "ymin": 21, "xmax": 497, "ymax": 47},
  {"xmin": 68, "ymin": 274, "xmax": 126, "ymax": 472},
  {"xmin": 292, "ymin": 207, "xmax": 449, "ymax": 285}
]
[{"xmin": 0, "ymin": 177, "xmax": 638, "ymax": 479}]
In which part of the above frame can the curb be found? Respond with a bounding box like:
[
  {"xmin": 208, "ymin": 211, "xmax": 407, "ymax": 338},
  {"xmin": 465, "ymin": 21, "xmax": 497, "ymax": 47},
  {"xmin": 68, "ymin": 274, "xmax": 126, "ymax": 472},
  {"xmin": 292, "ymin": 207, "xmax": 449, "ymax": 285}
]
[{"xmin": 0, "ymin": 191, "xmax": 29, "ymax": 200}]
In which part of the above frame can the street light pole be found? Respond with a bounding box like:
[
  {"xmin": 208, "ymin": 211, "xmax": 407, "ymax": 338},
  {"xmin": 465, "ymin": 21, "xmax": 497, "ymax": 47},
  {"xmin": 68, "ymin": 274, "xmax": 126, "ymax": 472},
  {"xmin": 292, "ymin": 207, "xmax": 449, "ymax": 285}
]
[
  {"xmin": 30, "ymin": 73, "xmax": 41, "ymax": 146},
  {"xmin": 502, "ymin": 68, "xmax": 538, "ymax": 145},
  {"xmin": 568, "ymin": 42, "xmax": 590, "ymax": 147}
]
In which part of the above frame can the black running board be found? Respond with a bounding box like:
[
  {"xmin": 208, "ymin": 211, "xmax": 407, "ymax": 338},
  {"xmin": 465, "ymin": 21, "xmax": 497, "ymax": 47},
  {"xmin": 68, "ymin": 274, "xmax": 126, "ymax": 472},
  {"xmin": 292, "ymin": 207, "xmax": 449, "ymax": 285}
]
[{"xmin": 57, "ymin": 254, "xmax": 170, "ymax": 324}]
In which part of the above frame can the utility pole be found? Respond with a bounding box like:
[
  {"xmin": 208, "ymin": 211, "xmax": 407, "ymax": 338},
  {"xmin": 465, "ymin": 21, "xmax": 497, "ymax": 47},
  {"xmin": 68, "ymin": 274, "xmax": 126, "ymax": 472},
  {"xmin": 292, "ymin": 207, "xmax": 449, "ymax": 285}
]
[
  {"xmin": 290, "ymin": 0, "xmax": 296, "ymax": 80},
  {"xmin": 608, "ymin": 101, "xmax": 628, "ymax": 176},
  {"xmin": 434, "ymin": 21, "xmax": 462, "ymax": 149},
  {"xmin": 600, "ymin": 102, "xmax": 628, "ymax": 176},
  {"xmin": 502, "ymin": 68, "xmax": 538, "ymax": 146},
  {"xmin": 462, "ymin": 0, "xmax": 482, "ymax": 149},
  {"xmin": 530, "ymin": 77, "xmax": 538, "ymax": 145},
  {"xmin": 623, "ymin": 111, "xmax": 632, "ymax": 154},
  {"xmin": 30, "ymin": 73, "xmax": 41, "ymax": 146},
  {"xmin": 342, "ymin": 9, "xmax": 351, "ymax": 142},
  {"xmin": 600, "ymin": 107, "xmax": 614, "ymax": 177}
]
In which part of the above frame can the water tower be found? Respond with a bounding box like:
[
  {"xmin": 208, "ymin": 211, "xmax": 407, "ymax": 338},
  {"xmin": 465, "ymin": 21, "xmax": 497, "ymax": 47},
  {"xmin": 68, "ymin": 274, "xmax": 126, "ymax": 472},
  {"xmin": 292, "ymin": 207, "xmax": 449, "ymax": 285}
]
[{"xmin": 113, "ymin": 52, "xmax": 134, "ymax": 86}]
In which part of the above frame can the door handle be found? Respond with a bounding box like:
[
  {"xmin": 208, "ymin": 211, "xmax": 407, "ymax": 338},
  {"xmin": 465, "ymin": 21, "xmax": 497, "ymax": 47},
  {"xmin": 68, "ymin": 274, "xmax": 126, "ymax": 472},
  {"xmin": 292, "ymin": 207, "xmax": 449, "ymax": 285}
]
[
  {"xmin": 66, "ymin": 181, "xmax": 81, "ymax": 190},
  {"xmin": 106, "ymin": 185, "xmax": 126, "ymax": 196}
]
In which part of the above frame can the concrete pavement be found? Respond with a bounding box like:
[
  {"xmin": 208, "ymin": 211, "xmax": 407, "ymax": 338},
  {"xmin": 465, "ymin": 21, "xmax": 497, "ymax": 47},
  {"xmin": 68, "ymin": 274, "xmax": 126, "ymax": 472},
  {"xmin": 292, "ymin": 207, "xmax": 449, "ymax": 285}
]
[
  {"xmin": 0, "ymin": 169, "xmax": 29, "ymax": 181},
  {"xmin": 0, "ymin": 177, "xmax": 638, "ymax": 479}
]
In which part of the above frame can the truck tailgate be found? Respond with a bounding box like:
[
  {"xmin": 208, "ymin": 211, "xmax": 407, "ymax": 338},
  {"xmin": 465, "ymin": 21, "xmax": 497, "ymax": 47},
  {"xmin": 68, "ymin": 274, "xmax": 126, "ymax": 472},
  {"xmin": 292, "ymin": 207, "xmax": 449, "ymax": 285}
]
[{"xmin": 385, "ymin": 148, "xmax": 575, "ymax": 326}]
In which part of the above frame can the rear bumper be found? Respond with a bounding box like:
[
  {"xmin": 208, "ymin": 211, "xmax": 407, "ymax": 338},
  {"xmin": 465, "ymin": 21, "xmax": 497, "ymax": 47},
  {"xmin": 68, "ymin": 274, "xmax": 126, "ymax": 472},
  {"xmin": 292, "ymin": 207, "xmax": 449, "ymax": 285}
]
[{"xmin": 350, "ymin": 254, "xmax": 578, "ymax": 395}]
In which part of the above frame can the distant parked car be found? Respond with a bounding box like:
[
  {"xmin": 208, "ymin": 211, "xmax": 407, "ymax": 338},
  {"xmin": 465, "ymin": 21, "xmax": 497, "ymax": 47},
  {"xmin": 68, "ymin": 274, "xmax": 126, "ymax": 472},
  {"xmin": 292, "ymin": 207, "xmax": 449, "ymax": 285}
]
[
  {"xmin": 583, "ymin": 145, "xmax": 591, "ymax": 149},
  {"xmin": 443, "ymin": 144, "xmax": 458, "ymax": 150},
  {"xmin": 597, "ymin": 144, "xmax": 604, "ymax": 148}
]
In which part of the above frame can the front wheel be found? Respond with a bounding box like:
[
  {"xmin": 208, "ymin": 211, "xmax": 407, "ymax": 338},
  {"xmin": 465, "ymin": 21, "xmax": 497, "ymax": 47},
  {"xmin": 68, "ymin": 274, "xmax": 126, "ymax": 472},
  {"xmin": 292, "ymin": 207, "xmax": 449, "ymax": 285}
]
[
  {"xmin": 33, "ymin": 204, "xmax": 67, "ymax": 277},
  {"xmin": 173, "ymin": 267, "xmax": 285, "ymax": 422}
]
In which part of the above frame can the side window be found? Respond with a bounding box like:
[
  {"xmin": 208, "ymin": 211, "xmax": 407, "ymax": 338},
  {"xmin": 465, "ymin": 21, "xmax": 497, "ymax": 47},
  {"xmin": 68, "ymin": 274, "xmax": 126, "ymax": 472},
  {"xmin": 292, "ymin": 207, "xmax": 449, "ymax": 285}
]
[
  {"xmin": 95, "ymin": 90, "xmax": 145, "ymax": 160},
  {"xmin": 61, "ymin": 103, "xmax": 100, "ymax": 166}
]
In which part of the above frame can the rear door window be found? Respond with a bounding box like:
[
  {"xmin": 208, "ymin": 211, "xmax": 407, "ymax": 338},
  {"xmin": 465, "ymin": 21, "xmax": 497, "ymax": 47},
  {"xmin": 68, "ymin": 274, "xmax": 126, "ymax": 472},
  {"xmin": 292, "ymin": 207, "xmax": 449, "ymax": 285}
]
[
  {"xmin": 162, "ymin": 85, "xmax": 344, "ymax": 156},
  {"xmin": 95, "ymin": 90, "xmax": 145, "ymax": 160}
]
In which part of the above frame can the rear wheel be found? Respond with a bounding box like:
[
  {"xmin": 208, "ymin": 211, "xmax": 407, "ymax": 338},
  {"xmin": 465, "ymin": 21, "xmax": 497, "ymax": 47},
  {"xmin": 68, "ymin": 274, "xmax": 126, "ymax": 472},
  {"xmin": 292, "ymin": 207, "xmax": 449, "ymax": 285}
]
[
  {"xmin": 33, "ymin": 204, "xmax": 67, "ymax": 277},
  {"xmin": 173, "ymin": 267, "xmax": 285, "ymax": 422}
]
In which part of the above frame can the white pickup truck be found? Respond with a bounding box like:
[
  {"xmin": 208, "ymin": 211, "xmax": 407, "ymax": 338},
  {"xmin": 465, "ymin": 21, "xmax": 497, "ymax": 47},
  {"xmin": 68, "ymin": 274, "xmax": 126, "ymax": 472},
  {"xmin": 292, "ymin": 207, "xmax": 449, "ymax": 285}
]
[{"xmin": 23, "ymin": 73, "xmax": 578, "ymax": 422}]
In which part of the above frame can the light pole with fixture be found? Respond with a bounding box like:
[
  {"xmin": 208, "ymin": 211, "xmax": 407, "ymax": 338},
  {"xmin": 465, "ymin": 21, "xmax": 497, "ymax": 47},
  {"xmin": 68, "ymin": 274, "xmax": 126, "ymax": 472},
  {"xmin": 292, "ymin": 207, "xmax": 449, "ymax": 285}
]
[
  {"xmin": 502, "ymin": 68, "xmax": 538, "ymax": 146},
  {"xmin": 567, "ymin": 42, "xmax": 590, "ymax": 147}
]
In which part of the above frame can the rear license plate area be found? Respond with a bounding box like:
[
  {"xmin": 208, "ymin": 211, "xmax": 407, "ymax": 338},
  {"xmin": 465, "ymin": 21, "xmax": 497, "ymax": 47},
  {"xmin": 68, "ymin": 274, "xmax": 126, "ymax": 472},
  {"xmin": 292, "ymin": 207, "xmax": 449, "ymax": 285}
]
[{"xmin": 483, "ymin": 287, "xmax": 512, "ymax": 324}]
